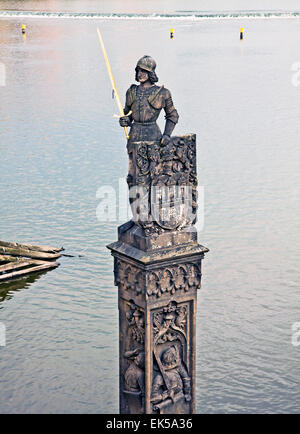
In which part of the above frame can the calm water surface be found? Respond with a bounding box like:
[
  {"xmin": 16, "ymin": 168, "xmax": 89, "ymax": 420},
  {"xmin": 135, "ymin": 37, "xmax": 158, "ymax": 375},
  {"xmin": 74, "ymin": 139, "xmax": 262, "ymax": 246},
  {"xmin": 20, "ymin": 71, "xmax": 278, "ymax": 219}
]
[{"xmin": 0, "ymin": 1, "xmax": 300, "ymax": 414}]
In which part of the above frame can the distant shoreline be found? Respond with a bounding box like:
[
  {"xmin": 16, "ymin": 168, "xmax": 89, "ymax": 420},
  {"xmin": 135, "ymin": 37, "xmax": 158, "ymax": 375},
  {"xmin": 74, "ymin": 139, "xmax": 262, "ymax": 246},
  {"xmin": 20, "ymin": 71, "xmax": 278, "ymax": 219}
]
[{"xmin": 1, "ymin": 10, "xmax": 300, "ymax": 21}]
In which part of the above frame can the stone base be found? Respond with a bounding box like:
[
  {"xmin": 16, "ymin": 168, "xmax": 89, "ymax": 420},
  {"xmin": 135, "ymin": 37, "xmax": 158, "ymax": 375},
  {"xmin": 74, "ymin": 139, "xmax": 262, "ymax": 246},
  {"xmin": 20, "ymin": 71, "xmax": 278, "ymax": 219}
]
[
  {"xmin": 107, "ymin": 221, "xmax": 208, "ymax": 414},
  {"xmin": 107, "ymin": 135, "xmax": 208, "ymax": 414},
  {"xmin": 118, "ymin": 221, "xmax": 198, "ymax": 252}
]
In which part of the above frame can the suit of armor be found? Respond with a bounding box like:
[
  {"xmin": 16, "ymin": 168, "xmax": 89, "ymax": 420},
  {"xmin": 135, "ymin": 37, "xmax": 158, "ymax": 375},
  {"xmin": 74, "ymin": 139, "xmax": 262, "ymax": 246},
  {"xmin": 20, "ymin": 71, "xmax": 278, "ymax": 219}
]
[
  {"xmin": 124, "ymin": 84, "xmax": 179, "ymax": 144},
  {"xmin": 120, "ymin": 57, "xmax": 179, "ymax": 190},
  {"xmin": 151, "ymin": 346, "xmax": 191, "ymax": 406}
]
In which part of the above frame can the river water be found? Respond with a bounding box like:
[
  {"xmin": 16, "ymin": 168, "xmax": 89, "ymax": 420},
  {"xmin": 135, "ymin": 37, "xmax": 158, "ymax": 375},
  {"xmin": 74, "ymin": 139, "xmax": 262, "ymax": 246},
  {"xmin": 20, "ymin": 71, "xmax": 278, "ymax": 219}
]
[{"xmin": 0, "ymin": 0, "xmax": 299, "ymax": 414}]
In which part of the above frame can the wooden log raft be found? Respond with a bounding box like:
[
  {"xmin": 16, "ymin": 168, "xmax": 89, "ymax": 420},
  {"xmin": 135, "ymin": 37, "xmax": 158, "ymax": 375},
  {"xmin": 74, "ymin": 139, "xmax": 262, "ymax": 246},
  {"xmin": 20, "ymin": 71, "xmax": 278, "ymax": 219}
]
[
  {"xmin": 0, "ymin": 241, "xmax": 62, "ymax": 283},
  {"xmin": 0, "ymin": 246, "xmax": 61, "ymax": 260},
  {"xmin": 0, "ymin": 260, "xmax": 59, "ymax": 282},
  {"xmin": 0, "ymin": 240, "xmax": 62, "ymax": 253},
  {"xmin": 0, "ymin": 241, "xmax": 63, "ymax": 260}
]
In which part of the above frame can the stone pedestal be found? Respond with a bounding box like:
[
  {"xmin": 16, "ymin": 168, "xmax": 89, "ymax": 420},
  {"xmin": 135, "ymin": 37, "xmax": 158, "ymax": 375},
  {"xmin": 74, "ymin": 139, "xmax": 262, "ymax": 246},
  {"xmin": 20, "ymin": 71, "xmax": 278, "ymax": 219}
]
[{"xmin": 107, "ymin": 135, "xmax": 208, "ymax": 414}]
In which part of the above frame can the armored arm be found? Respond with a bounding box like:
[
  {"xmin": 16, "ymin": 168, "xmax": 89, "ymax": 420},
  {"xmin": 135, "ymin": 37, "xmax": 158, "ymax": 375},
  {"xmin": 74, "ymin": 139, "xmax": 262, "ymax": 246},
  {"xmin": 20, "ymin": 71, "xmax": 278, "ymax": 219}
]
[
  {"xmin": 120, "ymin": 86, "xmax": 135, "ymax": 127},
  {"xmin": 161, "ymin": 89, "xmax": 179, "ymax": 146}
]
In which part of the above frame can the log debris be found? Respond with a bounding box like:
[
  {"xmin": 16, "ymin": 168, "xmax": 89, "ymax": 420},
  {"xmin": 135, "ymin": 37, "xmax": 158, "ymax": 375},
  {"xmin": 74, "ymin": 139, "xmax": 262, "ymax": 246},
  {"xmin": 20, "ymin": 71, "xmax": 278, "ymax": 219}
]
[
  {"xmin": 0, "ymin": 246, "xmax": 61, "ymax": 260},
  {"xmin": 0, "ymin": 240, "xmax": 63, "ymax": 253},
  {"xmin": 0, "ymin": 254, "xmax": 20, "ymax": 263},
  {"xmin": 0, "ymin": 241, "xmax": 61, "ymax": 283},
  {"xmin": 0, "ymin": 261, "xmax": 59, "ymax": 282}
]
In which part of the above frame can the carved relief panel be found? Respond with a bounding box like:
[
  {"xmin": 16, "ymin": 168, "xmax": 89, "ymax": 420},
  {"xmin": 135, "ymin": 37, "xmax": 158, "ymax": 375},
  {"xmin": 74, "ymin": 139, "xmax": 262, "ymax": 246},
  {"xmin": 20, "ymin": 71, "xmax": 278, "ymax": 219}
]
[
  {"xmin": 150, "ymin": 300, "xmax": 194, "ymax": 414},
  {"xmin": 131, "ymin": 135, "xmax": 198, "ymax": 235},
  {"xmin": 120, "ymin": 300, "xmax": 145, "ymax": 414},
  {"xmin": 146, "ymin": 263, "xmax": 201, "ymax": 299},
  {"xmin": 115, "ymin": 257, "xmax": 202, "ymax": 299}
]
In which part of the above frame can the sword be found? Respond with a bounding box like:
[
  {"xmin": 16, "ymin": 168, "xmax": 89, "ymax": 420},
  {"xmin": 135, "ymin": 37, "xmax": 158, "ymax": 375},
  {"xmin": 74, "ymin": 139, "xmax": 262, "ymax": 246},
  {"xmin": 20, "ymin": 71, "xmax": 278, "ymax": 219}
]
[{"xmin": 96, "ymin": 28, "xmax": 129, "ymax": 140}]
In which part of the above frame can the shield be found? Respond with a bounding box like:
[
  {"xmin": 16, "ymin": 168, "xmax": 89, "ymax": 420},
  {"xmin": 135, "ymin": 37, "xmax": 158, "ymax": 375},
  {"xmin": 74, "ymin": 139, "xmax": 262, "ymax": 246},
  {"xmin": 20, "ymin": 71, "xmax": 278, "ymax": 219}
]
[{"xmin": 150, "ymin": 179, "xmax": 192, "ymax": 230}]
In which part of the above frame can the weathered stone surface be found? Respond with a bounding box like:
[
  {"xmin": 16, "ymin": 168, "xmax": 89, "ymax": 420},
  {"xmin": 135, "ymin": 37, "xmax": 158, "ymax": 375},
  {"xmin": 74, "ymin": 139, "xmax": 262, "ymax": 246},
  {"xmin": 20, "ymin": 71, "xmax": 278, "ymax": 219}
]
[
  {"xmin": 107, "ymin": 135, "xmax": 208, "ymax": 414},
  {"xmin": 126, "ymin": 135, "xmax": 198, "ymax": 235},
  {"xmin": 113, "ymin": 248, "xmax": 203, "ymax": 414}
]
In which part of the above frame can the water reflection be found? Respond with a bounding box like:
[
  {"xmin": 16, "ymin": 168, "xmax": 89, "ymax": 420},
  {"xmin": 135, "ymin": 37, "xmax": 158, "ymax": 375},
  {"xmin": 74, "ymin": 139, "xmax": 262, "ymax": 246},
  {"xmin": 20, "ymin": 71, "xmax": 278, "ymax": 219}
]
[{"xmin": 0, "ymin": 271, "xmax": 47, "ymax": 305}]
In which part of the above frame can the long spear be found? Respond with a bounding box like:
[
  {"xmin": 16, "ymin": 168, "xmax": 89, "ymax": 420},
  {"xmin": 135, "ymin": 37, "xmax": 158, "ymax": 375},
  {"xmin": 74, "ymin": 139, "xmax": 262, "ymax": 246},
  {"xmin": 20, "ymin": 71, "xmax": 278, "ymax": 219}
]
[{"xmin": 96, "ymin": 28, "xmax": 129, "ymax": 140}]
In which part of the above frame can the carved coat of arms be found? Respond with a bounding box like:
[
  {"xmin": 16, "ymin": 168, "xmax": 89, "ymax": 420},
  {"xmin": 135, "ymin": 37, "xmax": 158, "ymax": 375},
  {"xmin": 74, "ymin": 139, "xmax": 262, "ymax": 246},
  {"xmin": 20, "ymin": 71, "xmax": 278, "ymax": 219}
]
[{"xmin": 132, "ymin": 135, "xmax": 197, "ymax": 234}]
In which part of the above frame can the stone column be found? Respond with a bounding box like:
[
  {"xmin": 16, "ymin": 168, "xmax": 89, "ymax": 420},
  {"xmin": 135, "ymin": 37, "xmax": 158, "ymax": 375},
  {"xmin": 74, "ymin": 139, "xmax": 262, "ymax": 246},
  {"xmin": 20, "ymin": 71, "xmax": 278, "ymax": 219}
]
[{"xmin": 107, "ymin": 135, "xmax": 208, "ymax": 414}]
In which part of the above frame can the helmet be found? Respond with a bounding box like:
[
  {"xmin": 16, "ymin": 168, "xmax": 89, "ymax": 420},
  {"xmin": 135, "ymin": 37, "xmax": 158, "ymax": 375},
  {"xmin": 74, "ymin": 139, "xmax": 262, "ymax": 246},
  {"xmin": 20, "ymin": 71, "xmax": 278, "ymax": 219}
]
[{"xmin": 136, "ymin": 55, "xmax": 156, "ymax": 73}]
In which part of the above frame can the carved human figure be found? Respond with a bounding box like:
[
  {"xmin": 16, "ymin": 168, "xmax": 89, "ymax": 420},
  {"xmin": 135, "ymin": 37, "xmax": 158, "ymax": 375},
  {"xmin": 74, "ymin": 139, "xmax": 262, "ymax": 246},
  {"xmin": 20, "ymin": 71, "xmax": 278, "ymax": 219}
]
[
  {"xmin": 174, "ymin": 266, "xmax": 186, "ymax": 291},
  {"xmin": 160, "ymin": 269, "xmax": 173, "ymax": 294},
  {"xmin": 147, "ymin": 272, "xmax": 159, "ymax": 297},
  {"xmin": 187, "ymin": 264, "xmax": 201, "ymax": 290},
  {"xmin": 123, "ymin": 348, "xmax": 145, "ymax": 412},
  {"xmin": 151, "ymin": 345, "xmax": 191, "ymax": 406},
  {"xmin": 124, "ymin": 349, "xmax": 145, "ymax": 396},
  {"xmin": 126, "ymin": 305, "xmax": 145, "ymax": 348},
  {"xmin": 119, "ymin": 55, "xmax": 179, "ymax": 188}
]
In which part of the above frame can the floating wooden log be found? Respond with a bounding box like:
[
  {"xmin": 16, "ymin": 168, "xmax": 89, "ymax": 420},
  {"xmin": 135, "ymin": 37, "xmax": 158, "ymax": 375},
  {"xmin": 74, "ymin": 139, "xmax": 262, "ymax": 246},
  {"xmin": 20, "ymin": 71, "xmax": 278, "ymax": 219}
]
[
  {"xmin": 0, "ymin": 246, "xmax": 61, "ymax": 260},
  {"xmin": 0, "ymin": 260, "xmax": 59, "ymax": 282},
  {"xmin": 0, "ymin": 241, "xmax": 62, "ymax": 283},
  {"xmin": 0, "ymin": 259, "xmax": 37, "ymax": 273},
  {"xmin": 0, "ymin": 240, "xmax": 63, "ymax": 254},
  {"xmin": 0, "ymin": 254, "xmax": 20, "ymax": 263}
]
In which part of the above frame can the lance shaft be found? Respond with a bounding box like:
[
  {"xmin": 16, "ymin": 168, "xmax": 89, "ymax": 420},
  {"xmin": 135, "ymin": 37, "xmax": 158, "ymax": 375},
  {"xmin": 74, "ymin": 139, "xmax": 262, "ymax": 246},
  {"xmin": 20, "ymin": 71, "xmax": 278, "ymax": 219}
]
[{"xmin": 97, "ymin": 28, "xmax": 129, "ymax": 140}]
